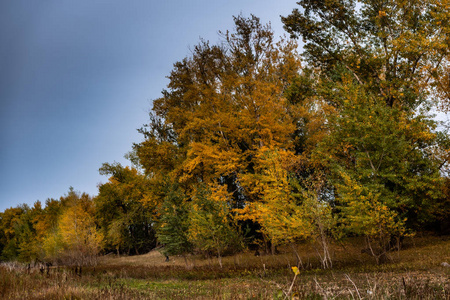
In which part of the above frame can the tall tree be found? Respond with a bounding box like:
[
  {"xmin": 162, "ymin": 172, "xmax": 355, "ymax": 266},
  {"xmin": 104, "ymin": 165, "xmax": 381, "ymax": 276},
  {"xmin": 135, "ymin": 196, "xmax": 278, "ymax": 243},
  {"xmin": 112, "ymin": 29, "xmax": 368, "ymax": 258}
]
[
  {"xmin": 281, "ymin": 0, "xmax": 449, "ymax": 261},
  {"xmin": 135, "ymin": 15, "xmax": 301, "ymax": 228},
  {"xmin": 316, "ymin": 78, "xmax": 443, "ymax": 226},
  {"xmin": 282, "ymin": 0, "xmax": 450, "ymax": 110}
]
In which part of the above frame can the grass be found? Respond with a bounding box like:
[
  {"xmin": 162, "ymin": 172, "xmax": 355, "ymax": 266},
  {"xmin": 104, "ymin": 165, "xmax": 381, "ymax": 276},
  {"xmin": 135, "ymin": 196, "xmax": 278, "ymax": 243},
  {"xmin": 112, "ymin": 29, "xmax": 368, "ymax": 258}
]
[{"xmin": 0, "ymin": 235, "xmax": 449, "ymax": 299}]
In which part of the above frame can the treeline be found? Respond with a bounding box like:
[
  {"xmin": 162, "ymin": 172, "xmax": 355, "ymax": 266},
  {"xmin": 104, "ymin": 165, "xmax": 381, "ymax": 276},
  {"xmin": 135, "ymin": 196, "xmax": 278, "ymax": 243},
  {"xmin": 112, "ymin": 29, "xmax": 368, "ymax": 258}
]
[
  {"xmin": 0, "ymin": 188, "xmax": 102, "ymax": 266},
  {"xmin": 2, "ymin": 1, "xmax": 450, "ymax": 267}
]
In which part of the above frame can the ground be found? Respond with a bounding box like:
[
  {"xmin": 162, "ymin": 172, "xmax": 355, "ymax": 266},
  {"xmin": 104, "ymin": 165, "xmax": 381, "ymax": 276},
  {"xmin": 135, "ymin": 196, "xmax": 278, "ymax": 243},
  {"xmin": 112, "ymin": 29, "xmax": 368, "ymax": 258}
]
[{"xmin": 0, "ymin": 235, "xmax": 449, "ymax": 299}]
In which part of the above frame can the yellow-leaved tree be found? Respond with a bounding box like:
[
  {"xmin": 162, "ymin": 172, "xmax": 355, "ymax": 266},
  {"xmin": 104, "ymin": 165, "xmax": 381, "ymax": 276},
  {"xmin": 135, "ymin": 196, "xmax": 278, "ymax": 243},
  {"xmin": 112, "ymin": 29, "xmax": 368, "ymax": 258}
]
[
  {"xmin": 43, "ymin": 190, "xmax": 102, "ymax": 266},
  {"xmin": 187, "ymin": 184, "xmax": 243, "ymax": 268},
  {"xmin": 250, "ymin": 148, "xmax": 335, "ymax": 268},
  {"xmin": 134, "ymin": 15, "xmax": 302, "ymax": 251},
  {"xmin": 336, "ymin": 172, "xmax": 407, "ymax": 264}
]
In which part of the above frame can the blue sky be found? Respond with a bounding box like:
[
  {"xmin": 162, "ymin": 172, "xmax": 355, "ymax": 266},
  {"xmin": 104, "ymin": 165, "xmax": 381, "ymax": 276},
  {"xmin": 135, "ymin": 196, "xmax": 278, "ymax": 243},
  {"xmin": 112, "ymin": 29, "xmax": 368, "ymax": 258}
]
[{"xmin": 0, "ymin": 1, "xmax": 299, "ymax": 211}]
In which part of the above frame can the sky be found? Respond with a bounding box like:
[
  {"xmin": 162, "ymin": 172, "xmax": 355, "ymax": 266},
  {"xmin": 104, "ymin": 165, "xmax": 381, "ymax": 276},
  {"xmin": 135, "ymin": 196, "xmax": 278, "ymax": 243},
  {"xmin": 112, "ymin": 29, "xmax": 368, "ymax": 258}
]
[{"xmin": 0, "ymin": 0, "xmax": 299, "ymax": 211}]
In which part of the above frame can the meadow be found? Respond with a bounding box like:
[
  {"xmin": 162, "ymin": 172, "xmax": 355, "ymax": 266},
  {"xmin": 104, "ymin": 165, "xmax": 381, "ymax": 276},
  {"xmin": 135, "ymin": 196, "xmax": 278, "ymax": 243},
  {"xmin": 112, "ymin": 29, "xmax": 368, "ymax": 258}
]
[{"xmin": 0, "ymin": 235, "xmax": 449, "ymax": 299}]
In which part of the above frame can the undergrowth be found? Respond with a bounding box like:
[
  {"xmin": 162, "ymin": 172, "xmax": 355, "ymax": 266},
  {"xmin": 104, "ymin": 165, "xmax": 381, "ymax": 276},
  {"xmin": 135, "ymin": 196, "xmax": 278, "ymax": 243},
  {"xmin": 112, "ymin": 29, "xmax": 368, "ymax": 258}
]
[{"xmin": 0, "ymin": 235, "xmax": 448, "ymax": 299}]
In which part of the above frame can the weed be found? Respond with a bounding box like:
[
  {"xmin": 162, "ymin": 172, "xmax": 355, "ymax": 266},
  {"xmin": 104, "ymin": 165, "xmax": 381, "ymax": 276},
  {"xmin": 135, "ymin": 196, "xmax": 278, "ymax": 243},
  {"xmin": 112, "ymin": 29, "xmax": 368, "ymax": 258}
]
[{"xmin": 0, "ymin": 235, "xmax": 448, "ymax": 299}]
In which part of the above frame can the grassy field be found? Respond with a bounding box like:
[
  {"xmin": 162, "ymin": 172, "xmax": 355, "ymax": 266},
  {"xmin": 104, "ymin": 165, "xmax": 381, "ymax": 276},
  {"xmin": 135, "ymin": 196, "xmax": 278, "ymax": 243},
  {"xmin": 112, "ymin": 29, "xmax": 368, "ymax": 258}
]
[{"xmin": 0, "ymin": 235, "xmax": 449, "ymax": 299}]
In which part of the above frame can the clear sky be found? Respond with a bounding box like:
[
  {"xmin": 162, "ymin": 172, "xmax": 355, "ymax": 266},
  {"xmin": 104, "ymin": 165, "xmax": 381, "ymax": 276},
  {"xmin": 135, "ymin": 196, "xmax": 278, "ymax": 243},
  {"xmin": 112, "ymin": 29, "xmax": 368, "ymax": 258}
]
[{"xmin": 0, "ymin": 0, "xmax": 299, "ymax": 211}]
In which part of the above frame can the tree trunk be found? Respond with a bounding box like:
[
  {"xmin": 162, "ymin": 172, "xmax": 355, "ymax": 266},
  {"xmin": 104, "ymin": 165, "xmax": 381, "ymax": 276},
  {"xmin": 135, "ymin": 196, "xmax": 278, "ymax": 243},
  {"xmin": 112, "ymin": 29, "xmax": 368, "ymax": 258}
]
[
  {"xmin": 290, "ymin": 244, "xmax": 303, "ymax": 269},
  {"xmin": 217, "ymin": 249, "xmax": 223, "ymax": 268}
]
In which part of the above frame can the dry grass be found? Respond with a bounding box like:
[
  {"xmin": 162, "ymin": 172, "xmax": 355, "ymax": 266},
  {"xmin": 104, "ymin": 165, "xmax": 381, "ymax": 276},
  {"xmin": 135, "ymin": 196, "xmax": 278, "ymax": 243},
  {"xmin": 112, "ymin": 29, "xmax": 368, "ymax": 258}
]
[{"xmin": 0, "ymin": 235, "xmax": 449, "ymax": 299}]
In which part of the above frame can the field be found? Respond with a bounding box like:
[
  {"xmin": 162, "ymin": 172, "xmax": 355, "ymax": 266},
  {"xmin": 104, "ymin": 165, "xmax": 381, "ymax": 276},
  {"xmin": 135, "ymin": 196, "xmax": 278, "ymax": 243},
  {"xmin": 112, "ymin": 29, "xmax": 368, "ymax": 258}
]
[{"xmin": 0, "ymin": 235, "xmax": 449, "ymax": 299}]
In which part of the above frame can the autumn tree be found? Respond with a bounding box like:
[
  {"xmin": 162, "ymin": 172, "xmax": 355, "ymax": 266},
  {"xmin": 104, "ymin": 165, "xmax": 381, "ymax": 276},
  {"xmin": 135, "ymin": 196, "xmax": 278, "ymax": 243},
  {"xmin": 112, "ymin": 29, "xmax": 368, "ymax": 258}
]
[
  {"xmin": 95, "ymin": 163, "xmax": 157, "ymax": 255},
  {"xmin": 307, "ymin": 74, "xmax": 443, "ymax": 262},
  {"xmin": 0, "ymin": 196, "xmax": 76, "ymax": 263},
  {"xmin": 43, "ymin": 190, "xmax": 102, "ymax": 266},
  {"xmin": 57, "ymin": 199, "xmax": 102, "ymax": 266},
  {"xmin": 135, "ymin": 15, "xmax": 302, "ymax": 247},
  {"xmin": 0, "ymin": 203, "xmax": 46, "ymax": 262},
  {"xmin": 280, "ymin": 0, "xmax": 450, "ymax": 260},
  {"xmin": 280, "ymin": 0, "xmax": 450, "ymax": 166},
  {"xmin": 187, "ymin": 184, "xmax": 243, "ymax": 267},
  {"xmin": 336, "ymin": 172, "xmax": 408, "ymax": 264},
  {"xmin": 14, "ymin": 202, "xmax": 47, "ymax": 263},
  {"xmin": 32, "ymin": 198, "xmax": 65, "ymax": 258},
  {"xmin": 282, "ymin": 0, "xmax": 450, "ymax": 110},
  {"xmin": 248, "ymin": 148, "xmax": 335, "ymax": 268},
  {"xmin": 0, "ymin": 205, "xmax": 26, "ymax": 261}
]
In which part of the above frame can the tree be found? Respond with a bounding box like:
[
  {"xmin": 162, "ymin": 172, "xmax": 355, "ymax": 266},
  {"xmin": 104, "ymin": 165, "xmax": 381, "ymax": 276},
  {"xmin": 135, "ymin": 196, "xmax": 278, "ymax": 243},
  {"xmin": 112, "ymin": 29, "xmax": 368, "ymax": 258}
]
[
  {"xmin": 187, "ymin": 184, "xmax": 243, "ymax": 268},
  {"xmin": 436, "ymin": 177, "xmax": 450, "ymax": 234},
  {"xmin": 249, "ymin": 148, "xmax": 335, "ymax": 268},
  {"xmin": 135, "ymin": 15, "xmax": 301, "ymax": 246},
  {"xmin": 43, "ymin": 189, "xmax": 102, "ymax": 266},
  {"xmin": 0, "ymin": 206, "xmax": 26, "ymax": 261},
  {"xmin": 33, "ymin": 198, "xmax": 65, "ymax": 258},
  {"xmin": 156, "ymin": 179, "xmax": 193, "ymax": 264},
  {"xmin": 336, "ymin": 172, "xmax": 407, "ymax": 264},
  {"xmin": 322, "ymin": 79, "xmax": 441, "ymax": 220},
  {"xmin": 281, "ymin": 0, "xmax": 449, "ymax": 260},
  {"xmin": 14, "ymin": 202, "xmax": 46, "ymax": 263},
  {"xmin": 57, "ymin": 199, "xmax": 103, "ymax": 266},
  {"xmin": 282, "ymin": 0, "xmax": 450, "ymax": 110},
  {"xmin": 95, "ymin": 163, "xmax": 157, "ymax": 255},
  {"xmin": 312, "ymin": 76, "xmax": 443, "ymax": 262}
]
